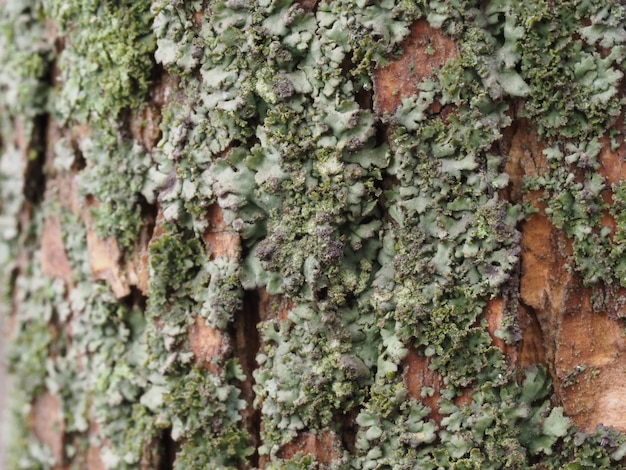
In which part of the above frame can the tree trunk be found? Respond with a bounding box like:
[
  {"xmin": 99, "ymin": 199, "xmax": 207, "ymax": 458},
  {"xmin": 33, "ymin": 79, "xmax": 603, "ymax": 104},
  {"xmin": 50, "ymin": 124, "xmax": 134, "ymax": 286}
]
[{"xmin": 3, "ymin": 0, "xmax": 626, "ymax": 468}]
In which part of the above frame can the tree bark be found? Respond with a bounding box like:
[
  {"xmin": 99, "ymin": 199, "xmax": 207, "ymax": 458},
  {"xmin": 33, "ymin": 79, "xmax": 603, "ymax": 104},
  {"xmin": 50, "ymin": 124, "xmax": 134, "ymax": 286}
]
[{"xmin": 3, "ymin": 0, "xmax": 626, "ymax": 468}]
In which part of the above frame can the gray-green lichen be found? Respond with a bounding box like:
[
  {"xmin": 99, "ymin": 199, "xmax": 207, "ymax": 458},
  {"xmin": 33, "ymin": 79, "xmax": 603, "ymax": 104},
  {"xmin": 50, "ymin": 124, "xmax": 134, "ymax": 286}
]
[
  {"xmin": 44, "ymin": 0, "xmax": 155, "ymax": 124},
  {"xmin": 4, "ymin": 0, "xmax": 626, "ymax": 468},
  {"xmin": 44, "ymin": 0, "xmax": 157, "ymax": 252},
  {"xmin": 145, "ymin": 223, "xmax": 252, "ymax": 468},
  {"xmin": 0, "ymin": 2, "xmax": 54, "ymax": 465}
]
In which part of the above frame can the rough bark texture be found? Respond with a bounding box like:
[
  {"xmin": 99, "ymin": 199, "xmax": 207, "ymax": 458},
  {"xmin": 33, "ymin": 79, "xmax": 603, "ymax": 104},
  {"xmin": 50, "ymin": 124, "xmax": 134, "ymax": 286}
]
[{"xmin": 4, "ymin": 1, "xmax": 626, "ymax": 469}]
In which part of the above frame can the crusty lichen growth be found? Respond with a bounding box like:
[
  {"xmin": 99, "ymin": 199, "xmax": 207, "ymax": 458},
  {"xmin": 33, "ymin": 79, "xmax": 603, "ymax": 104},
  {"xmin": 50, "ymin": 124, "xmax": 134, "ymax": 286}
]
[
  {"xmin": 150, "ymin": 0, "xmax": 626, "ymax": 466},
  {"xmin": 4, "ymin": 0, "xmax": 626, "ymax": 468},
  {"xmin": 44, "ymin": 0, "xmax": 155, "ymax": 124},
  {"xmin": 0, "ymin": 1, "xmax": 54, "ymax": 466},
  {"xmin": 44, "ymin": 0, "xmax": 157, "ymax": 251}
]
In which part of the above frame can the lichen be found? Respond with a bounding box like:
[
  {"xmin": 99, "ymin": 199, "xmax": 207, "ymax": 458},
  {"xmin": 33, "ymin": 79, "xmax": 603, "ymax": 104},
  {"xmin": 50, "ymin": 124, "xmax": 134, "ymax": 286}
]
[
  {"xmin": 76, "ymin": 126, "xmax": 155, "ymax": 250},
  {"xmin": 5, "ymin": 0, "xmax": 626, "ymax": 468},
  {"xmin": 44, "ymin": 0, "xmax": 155, "ymax": 124},
  {"xmin": 43, "ymin": 0, "xmax": 157, "ymax": 252},
  {"xmin": 142, "ymin": 0, "xmax": 626, "ymax": 465},
  {"xmin": 146, "ymin": 222, "xmax": 252, "ymax": 468}
]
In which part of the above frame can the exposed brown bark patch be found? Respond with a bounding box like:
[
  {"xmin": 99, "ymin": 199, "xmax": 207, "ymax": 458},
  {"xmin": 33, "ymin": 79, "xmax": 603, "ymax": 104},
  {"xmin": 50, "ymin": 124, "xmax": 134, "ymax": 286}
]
[
  {"xmin": 188, "ymin": 317, "xmax": 228, "ymax": 373},
  {"xmin": 13, "ymin": 118, "xmax": 30, "ymax": 158},
  {"xmin": 553, "ymin": 294, "xmax": 626, "ymax": 432},
  {"xmin": 203, "ymin": 204, "xmax": 240, "ymax": 258},
  {"xmin": 278, "ymin": 431, "xmax": 343, "ymax": 465},
  {"xmin": 48, "ymin": 171, "xmax": 82, "ymax": 215},
  {"xmin": 258, "ymin": 288, "xmax": 294, "ymax": 322},
  {"xmin": 150, "ymin": 69, "xmax": 180, "ymax": 109},
  {"xmin": 454, "ymin": 389, "xmax": 474, "ymax": 408},
  {"xmin": 516, "ymin": 302, "xmax": 547, "ymax": 370},
  {"xmin": 295, "ymin": 0, "xmax": 319, "ymax": 13},
  {"xmin": 504, "ymin": 119, "xmax": 546, "ymax": 202},
  {"xmin": 86, "ymin": 422, "xmax": 106, "ymax": 470},
  {"xmin": 130, "ymin": 103, "xmax": 162, "ymax": 151},
  {"xmin": 403, "ymin": 346, "xmax": 443, "ymax": 424},
  {"xmin": 373, "ymin": 20, "xmax": 458, "ymax": 115},
  {"xmin": 510, "ymin": 120, "xmax": 626, "ymax": 432},
  {"xmin": 85, "ymin": 221, "xmax": 130, "ymax": 298},
  {"xmin": 82, "ymin": 199, "xmax": 153, "ymax": 298},
  {"xmin": 41, "ymin": 216, "xmax": 73, "ymax": 285},
  {"xmin": 30, "ymin": 391, "xmax": 65, "ymax": 468},
  {"xmin": 125, "ymin": 222, "xmax": 153, "ymax": 296},
  {"xmin": 484, "ymin": 298, "xmax": 512, "ymax": 357}
]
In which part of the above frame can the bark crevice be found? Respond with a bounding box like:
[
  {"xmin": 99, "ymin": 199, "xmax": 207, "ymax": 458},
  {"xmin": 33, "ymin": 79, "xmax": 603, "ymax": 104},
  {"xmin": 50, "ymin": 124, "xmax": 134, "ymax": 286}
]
[
  {"xmin": 234, "ymin": 289, "xmax": 262, "ymax": 469},
  {"xmin": 158, "ymin": 428, "xmax": 176, "ymax": 470}
]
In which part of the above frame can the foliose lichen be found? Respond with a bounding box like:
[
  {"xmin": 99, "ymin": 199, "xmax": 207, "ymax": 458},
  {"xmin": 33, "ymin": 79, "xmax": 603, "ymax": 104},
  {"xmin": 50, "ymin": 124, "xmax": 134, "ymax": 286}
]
[
  {"xmin": 44, "ymin": 0, "xmax": 155, "ymax": 124},
  {"xmin": 4, "ymin": 0, "xmax": 626, "ymax": 468},
  {"xmin": 44, "ymin": 0, "xmax": 157, "ymax": 252}
]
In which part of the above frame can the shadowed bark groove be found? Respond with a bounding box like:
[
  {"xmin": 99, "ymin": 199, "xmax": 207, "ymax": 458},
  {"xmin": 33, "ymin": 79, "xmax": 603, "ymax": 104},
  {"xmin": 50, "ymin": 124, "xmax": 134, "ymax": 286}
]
[
  {"xmin": 158, "ymin": 429, "xmax": 176, "ymax": 470},
  {"xmin": 235, "ymin": 289, "xmax": 262, "ymax": 469}
]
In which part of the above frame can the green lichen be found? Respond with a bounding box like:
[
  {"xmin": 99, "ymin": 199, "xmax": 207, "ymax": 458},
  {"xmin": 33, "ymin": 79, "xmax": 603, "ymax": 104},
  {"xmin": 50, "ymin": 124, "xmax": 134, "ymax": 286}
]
[
  {"xmin": 5, "ymin": 0, "xmax": 626, "ymax": 468},
  {"xmin": 6, "ymin": 235, "xmax": 61, "ymax": 469},
  {"xmin": 44, "ymin": 0, "xmax": 155, "ymax": 124},
  {"xmin": 508, "ymin": 1, "xmax": 626, "ymax": 287},
  {"xmin": 146, "ymin": 222, "xmax": 252, "ymax": 468},
  {"xmin": 0, "ymin": 0, "xmax": 51, "ymax": 136},
  {"xmin": 77, "ymin": 126, "xmax": 155, "ymax": 250},
  {"xmin": 160, "ymin": 365, "xmax": 252, "ymax": 468},
  {"xmin": 43, "ymin": 0, "xmax": 157, "ymax": 253},
  {"xmin": 49, "ymin": 211, "xmax": 157, "ymax": 468},
  {"xmin": 0, "ymin": 0, "xmax": 51, "ymax": 277},
  {"xmin": 0, "ymin": 1, "xmax": 54, "ymax": 467},
  {"xmin": 199, "ymin": 257, "xmax": 244, "ymax": 329},
  {"xmin": 149, "ymin": 0, "xmax": 626, "ymax": 466},
  {"xmin": 254, "ymin": 301, "xmax": 378, "ymax": 456}
]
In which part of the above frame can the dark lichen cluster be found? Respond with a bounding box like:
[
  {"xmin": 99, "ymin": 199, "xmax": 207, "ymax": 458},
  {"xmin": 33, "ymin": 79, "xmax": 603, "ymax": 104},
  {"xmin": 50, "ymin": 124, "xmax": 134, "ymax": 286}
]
[{"xmin": 3, "ymin": 0, "xmax": 626, "ymax": 468}]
